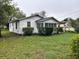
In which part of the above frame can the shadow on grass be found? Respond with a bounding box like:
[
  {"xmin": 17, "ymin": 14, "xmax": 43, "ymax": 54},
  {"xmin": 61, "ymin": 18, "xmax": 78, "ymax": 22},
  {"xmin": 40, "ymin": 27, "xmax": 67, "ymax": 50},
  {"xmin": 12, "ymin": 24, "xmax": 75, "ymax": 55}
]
[
  {"xmin": 1, "ymin": 30, "xmax": 21, "ymax": 39},
  {"xmin": 1, "ymin": 30, "xmax": 54, "ymax": 38},
  {"xmin": 1, "ymin": 29, "xmax": 76, "ymax": 39}
]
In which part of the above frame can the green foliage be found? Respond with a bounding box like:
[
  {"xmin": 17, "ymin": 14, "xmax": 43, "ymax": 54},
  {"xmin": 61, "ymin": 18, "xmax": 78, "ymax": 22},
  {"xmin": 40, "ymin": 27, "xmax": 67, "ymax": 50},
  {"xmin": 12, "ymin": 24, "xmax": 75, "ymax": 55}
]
[
  {"xmin": 76, "ymin": 18, "xmax": 79, "ymax": 25},
  {"xmin": 71, "ymin": 19, "xmax": 76, "ymax": 27},
  {"xmin": 0, "ymin": 0, "xmax": 26, "ymax": 25},
  {"xmin": 0, "ymin": 0, "xmax": 13, "ymax": 24},
  {"xmin": 0, "ymin": 0, "xmax": 15, "ymax": 37},
  {"xmin": 63, "ymin": 17, "xmax": 79, "ymax": 28},
  {"xmin": 70, "ymin": 18, "xmax": 79, "ymax": 28},
  {"xmin": 57, "ymin": 27, "xmax": 63, "ymax": 33},
  {"xmin": 13, "ymin": 8, "xmax": 26, "ymax": 19},
  {"xmin": 38, "ymin": 27, "xmax": 53, "ymax": 35},
  {"xmin": 72, "ymin": 36, "xmax": 79, "ymax": 58},
  {"xmin": 0, "ymin": 0, "xmax": 26, "ymax": 37},
  {"xmin": 64, "ymin": 18, "xmax": 75, "ymax": 27},
  {"xmin": 45, "ymin": 28, "xmax": 53, "ymax": 35},
  {"xmin": 22, "ymin": 27, "xmax": 34, "ymax": 35},
  {"xmin": 75, "ymin": 26, "xmax": 79, "ymax": 33}
]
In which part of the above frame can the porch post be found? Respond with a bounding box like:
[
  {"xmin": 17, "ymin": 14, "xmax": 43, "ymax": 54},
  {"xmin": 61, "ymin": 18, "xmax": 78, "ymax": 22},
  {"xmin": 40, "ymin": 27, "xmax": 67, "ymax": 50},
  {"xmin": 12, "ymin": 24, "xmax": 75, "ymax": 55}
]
[{"xmin": 43, "ymin": 23, "xmax": 45, "ymax": 27}]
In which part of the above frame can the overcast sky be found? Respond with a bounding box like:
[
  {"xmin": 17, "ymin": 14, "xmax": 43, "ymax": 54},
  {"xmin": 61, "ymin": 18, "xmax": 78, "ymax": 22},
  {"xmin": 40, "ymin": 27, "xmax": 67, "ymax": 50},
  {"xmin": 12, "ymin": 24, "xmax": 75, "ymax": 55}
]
[{"xmin": 13, "ymin": 0, "xmax": 79, "ymax": 21}]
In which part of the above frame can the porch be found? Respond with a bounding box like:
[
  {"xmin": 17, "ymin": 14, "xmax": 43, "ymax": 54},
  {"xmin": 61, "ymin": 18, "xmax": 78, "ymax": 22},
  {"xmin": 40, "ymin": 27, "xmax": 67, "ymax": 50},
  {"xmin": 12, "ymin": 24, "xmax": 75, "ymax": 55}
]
[{"xmin": 37, "ymin": 22, "xmax": 58, "ymax": 34}]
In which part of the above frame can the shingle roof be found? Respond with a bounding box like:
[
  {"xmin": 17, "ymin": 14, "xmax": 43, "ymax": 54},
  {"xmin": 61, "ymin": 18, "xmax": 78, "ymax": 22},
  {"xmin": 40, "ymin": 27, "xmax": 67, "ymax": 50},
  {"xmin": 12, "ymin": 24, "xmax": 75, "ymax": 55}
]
[
  {"xmin": 36, "ymin": 17, "xmax": 59, "ymax": 23},
  {"xmin": 60, "ymin": 21, "xmax": 66, "ymax": 24},
  {"xmin": 9, "ymin": 15, "xmax": 43, "ymax": 23},
  {"xmin": 9, "ymin": 15, "xmax": 59, "ymax": 23}
]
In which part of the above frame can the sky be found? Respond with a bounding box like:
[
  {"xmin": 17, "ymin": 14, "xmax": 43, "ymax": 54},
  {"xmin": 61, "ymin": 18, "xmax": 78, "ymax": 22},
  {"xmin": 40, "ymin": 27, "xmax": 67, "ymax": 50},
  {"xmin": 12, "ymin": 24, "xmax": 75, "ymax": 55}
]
[{"xmin": 13, "ymin": 0, "xmax": 79, "ymax": 21}]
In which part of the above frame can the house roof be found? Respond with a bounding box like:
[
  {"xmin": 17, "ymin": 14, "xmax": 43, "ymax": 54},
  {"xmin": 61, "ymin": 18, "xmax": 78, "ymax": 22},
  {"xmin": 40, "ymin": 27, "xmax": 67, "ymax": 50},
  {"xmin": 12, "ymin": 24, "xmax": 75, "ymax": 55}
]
[
  {"xmin": 36, "ymin": 17, "xmax": 59, "ymax": 23},
  {"xmin": 9, "ymin": 15, "xmax": 43, "ymax": 23},
  {"xmin": 60, "ymin": 21, "xmax": 66, "ymax": 24},
  {"xmin": 9, "ymin": 14, "xmax": 59, "ymax": 24},
  {"xmin": 60, "ymin": 18, "xmax": 74, "ymax": 24}
]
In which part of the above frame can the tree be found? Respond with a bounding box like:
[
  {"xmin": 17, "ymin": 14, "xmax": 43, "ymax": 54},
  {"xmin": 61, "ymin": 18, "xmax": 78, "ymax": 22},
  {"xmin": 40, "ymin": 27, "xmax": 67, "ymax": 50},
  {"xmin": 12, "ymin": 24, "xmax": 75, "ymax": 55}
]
[
  {"xmin": 13, "ymin": 8, "xmax": 26, "ymax": 19},
  {"xmin": 0, "ymin": 0, "xmax": 12, "ymax": 37},
  {"xmin": 74, "ymin": 18, "xmax": 79, "ymax": 33},
  {"xmin": 0, "ymin": 0, "xmax": 26, "ymax": 37},
  {"xmin": 76, "ymin": 18, "xmax": 79, "ymax": 26},
  {"xmin": 70, "ymin": 18, "xmax": 79, "ymax": 28},
  {"xmin": 64, "ymin": 17, "xmax": 78, "ymax": 27},
  {"xmin": 75, "ymin": 26, "xmax": 79, "ymax": 33}
]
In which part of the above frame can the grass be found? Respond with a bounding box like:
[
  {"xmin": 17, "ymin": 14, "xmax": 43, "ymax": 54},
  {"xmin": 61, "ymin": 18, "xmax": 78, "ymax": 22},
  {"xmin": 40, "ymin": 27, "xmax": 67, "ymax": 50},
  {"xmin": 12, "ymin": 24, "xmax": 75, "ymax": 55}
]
[{"xmin": 0, "ymin": 30, "xmax": 78, "ymax": 59}]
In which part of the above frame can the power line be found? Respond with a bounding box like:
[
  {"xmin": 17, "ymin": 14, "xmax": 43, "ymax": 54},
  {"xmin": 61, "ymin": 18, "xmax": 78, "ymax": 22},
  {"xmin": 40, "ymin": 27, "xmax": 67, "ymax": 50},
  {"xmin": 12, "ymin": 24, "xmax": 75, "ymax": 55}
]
[{"xmin": 58, "ymin": 9, "xmax": 79, "ymax": 19}]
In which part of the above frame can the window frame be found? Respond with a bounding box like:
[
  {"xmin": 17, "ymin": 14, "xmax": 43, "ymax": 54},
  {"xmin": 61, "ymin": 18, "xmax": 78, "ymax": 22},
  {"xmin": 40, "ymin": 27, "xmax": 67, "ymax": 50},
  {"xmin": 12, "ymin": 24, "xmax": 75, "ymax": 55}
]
[
  {"xmin": 27, "ymin": 22, "xmax": 31, "ymax": 27},
  {"xmin": 15, "ymin": 22, "xmax": 18, "ymax": 29}
]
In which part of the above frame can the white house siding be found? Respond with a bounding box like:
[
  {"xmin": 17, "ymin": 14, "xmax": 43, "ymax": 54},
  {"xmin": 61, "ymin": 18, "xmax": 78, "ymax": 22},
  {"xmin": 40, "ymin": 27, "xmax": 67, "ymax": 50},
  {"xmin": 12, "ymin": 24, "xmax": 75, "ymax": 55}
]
[
  {"xmin": 31, "ymin": 21, "xmax": 38, "ymax": 33},
  {"xmin": 60, "ymin": 24, "xmax": 65, "ymax": 27},
  {"xmin": 18, "ymin": 16, "xmax": 42, "ymax": 34},
  {"xmin": 12, "ymin": 22, "xmax": 17, "ymax": 33},
  {"xmin": 60, "ymin": 22, "xmax": 75, "ymax": 32},
  {"xmin": 9, "ymin": 23, "xmax": 13, "ymax": 32},
  {"xmin": 64, "ymin": 27, "xmax": 75, "ymax": 31},
  {"xmin": 60, "ymin": 24, "xmax": 65, "ymax": 32},
  {"xmin": 9, "ymin": 22, "xmax": 20, "ymax": 34},
  {"xmin": 44, "ymin": 19, "xmax": 58, "ymax": 23},
  {"xmin": 14, "ymin": 22, "xmax": 20, "ymax": 34},
  {"xmin": 64, "ymin": 22, "xmax": 75, "ymax": 31}
]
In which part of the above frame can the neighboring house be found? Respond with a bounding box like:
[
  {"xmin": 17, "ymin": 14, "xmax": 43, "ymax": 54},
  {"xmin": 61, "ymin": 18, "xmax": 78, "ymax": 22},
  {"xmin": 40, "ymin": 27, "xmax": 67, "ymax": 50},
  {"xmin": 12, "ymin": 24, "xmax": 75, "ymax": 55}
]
[
  {"xmin": 60, "ymin": 18, "xmax": 75, "ymax": 32},
  {"xmin": 9, "ymin": 12, "xmax": 59, "ymax": 35}
]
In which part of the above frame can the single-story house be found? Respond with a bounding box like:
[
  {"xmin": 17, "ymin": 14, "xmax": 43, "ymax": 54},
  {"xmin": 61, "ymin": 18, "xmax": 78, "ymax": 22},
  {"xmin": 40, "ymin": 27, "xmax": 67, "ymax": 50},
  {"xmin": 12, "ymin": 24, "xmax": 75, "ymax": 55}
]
[
  {"xmin": 60, "ymin": 18, "xmax": 75, "ymax": 32},
  {"xmin": 9, "ymin": 13, "xmax": 59, "ymax": 35}
]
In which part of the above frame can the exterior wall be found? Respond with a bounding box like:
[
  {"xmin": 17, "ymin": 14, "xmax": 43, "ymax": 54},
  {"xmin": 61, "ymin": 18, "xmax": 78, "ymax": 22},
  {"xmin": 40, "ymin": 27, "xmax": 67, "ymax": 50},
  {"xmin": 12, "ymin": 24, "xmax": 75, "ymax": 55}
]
[
  {"xmin": 60, "ymin": 24, "xmax": 65, "ymax": 27},
  {"xmin": 63, "ymin": 27, "xmax": 75, "ymax": 32},
  {"xmin": 9, "ymin": 23, "xmax": 13, "ymax": 32},
  {"xmin": 9, "ymin": 17, "xmax": 59, "ymax": 34},
  {"xmin": 44, "ymin": 19, "xmax": 58, "ymax": 23},
  {"xmin": 9, "ymin": 17, "xmax": 42, "ymax": 34},
  {"xmin": 19, "ymin": 17, "xmax": 41, "ymax": 34},
  {"xmin": 9, "ymin": 21, "xmax": 20, "ymax": 34},
  {"xmin": 65, "ymin": 22, "xmax": 75, "ymax": 31},
  {"xmin": 60, "ymin": 22, "xmax": 75, "ymax": 32}
]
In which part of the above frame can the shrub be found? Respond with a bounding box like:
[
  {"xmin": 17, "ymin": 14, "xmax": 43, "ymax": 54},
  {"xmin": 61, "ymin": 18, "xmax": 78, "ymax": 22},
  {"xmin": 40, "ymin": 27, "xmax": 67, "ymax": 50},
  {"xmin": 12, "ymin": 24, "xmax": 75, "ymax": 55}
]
[
  {"xmin": 38, "ymin": 28, "xmax": 44, "ymax": 35},
  {"xmin": 57, "ymin": 27, "xmax": 63, "ymax": 34},
  {"xmin": 75, "ymin": 26, "xmax": 79, "ymax": 33},
  {"xmin": 45, "ymin": 28, "xmax": 53, "ymax": 35},
  {"xmin": 72, "ymin": 36, "xmax": 79, "ymax": 58},
  {"xmin": 22, "ymin": 27, "xmax": 34, "ymax": 35},
  {"xmin": 38, "ymin": 27, "xmax": 53, "ymax": 35}
]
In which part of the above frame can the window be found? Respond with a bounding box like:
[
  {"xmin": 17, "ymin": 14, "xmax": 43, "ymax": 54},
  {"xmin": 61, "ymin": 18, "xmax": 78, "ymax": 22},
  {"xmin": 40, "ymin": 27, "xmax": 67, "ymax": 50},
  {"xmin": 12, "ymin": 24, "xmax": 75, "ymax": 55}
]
[
  {"xmin": 45, "ymin": 23, "xmax": 48, "ymax": 28},
  {"xmin": 37, "ymin": 23, "xmax": 40, "ymax": 28},
  {"xmin": 50, "ymin": 23, "xmax": 53, "ymax": 27},
  {"xmin": 37, "ymin": 23, "xmax": 43, "ymax": 28},
  {"xmin": 40, "ymin": 23, "xmax": 43, "ymax": 27},
  {"xmin": 27, "ymin": 22, "xmax": 31, "ymax": 27},
  {"xmin": 45, "ymin": 23, "xmax": 53, "ymax": 28},
  {"xmin": 15, "ymin": 22, "xmax": 18, "ymax": 29},
  {"xmin": 53, "ymin": 23, "xmax": 56, "ymax": 27}
]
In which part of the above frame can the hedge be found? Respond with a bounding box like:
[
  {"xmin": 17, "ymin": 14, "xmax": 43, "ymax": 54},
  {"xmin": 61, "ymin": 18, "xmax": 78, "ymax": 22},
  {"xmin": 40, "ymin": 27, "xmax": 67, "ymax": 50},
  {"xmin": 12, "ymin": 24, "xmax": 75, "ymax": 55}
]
[
  {"xmin": 38, "ymin": 27, "xmax": 53, "ymax": 35},
  {"xmin": 72, "ymin": 35, "xmax": 79, "ymax": 58},
  {"xmin": 22, "ymin": 27, "xmax": 34, "ymax": 35},
  {"xmin": 75, "ymin": 26, "xmax": 79, "ymax": 33}
]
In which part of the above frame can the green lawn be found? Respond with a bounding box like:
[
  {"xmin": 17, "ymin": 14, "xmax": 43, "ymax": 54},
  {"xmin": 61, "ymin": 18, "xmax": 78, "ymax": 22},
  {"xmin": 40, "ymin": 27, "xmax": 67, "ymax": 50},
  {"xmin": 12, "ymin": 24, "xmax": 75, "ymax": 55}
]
[{"xmin": 0, "ymin": 30, "xmax": 78, "ymax": 59}]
